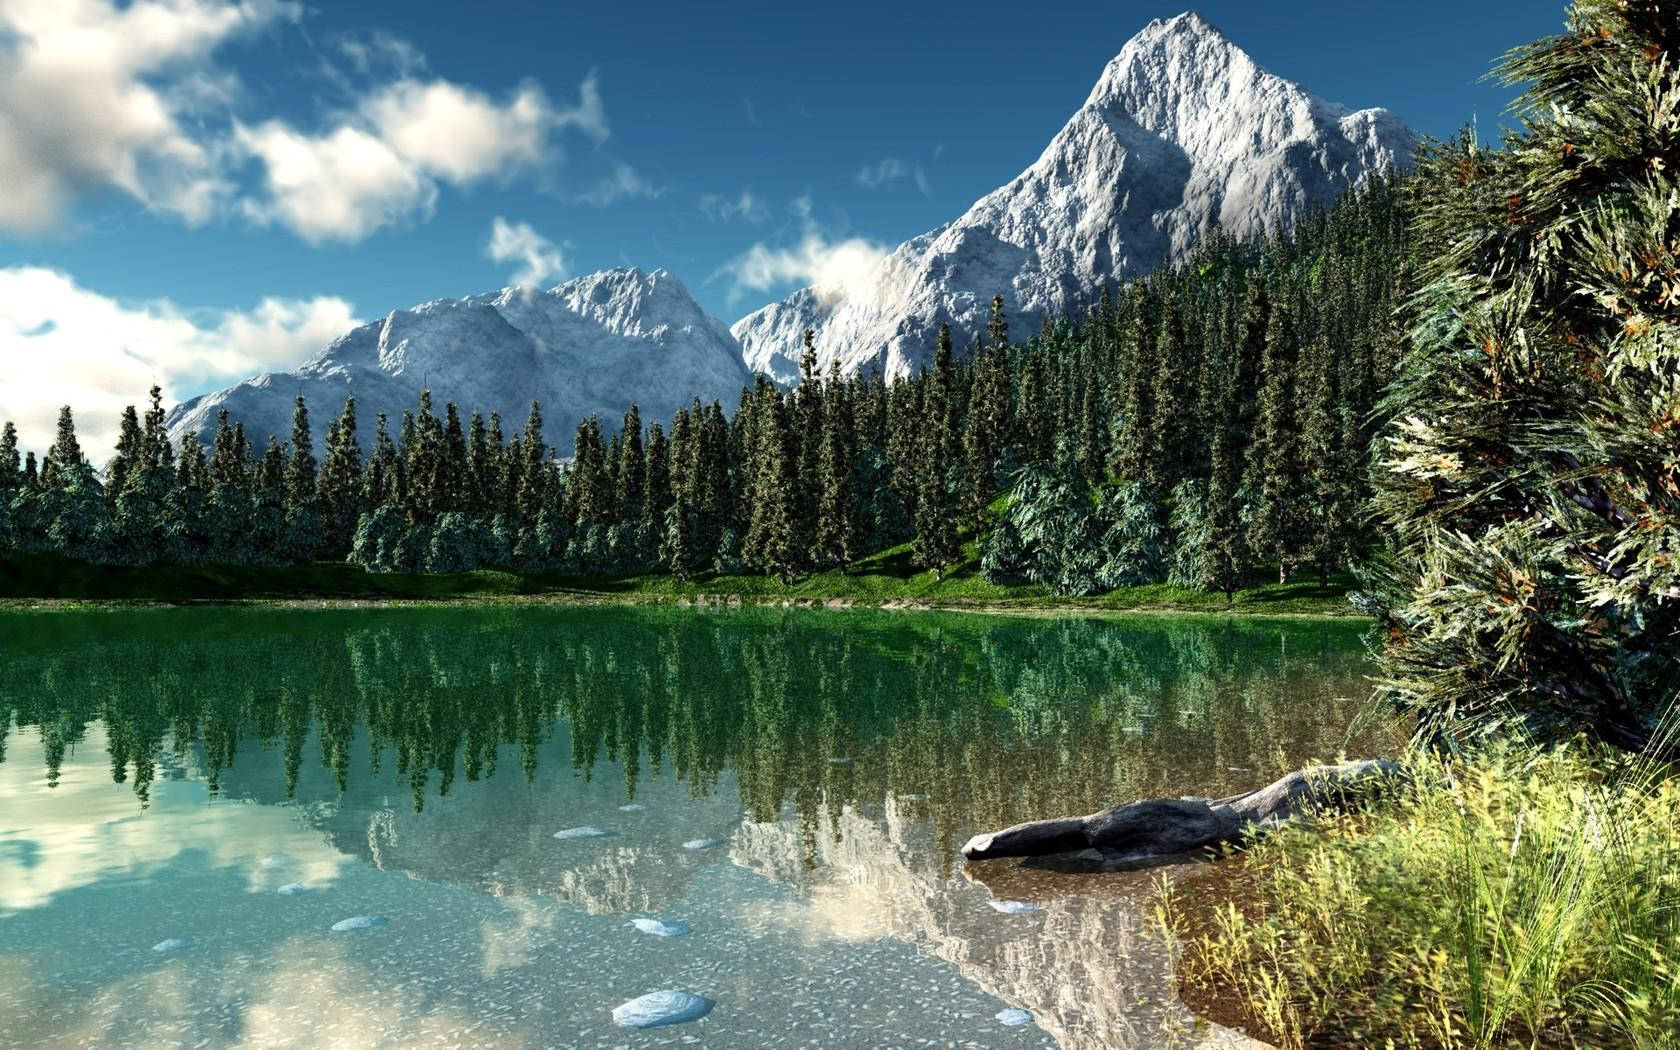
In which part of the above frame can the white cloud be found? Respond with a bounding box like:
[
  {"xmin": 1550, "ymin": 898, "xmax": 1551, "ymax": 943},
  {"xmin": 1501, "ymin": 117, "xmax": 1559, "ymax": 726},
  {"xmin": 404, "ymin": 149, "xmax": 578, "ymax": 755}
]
[
  {"xmin": 0, "ymin": 266, "xmax": 357, "ymax": 453},
  {"xmin": 0, "ymin": 3, "xmax": 619, "ymax": 244},
  {"xmin": 699, "ymin": 189, "xmax": 768, "ymax": 223},
  {"xmin": 575, "ymin": 162, "xmax": 662, "ymax": 207},
  {"xmin": 0, "ymin": 0, "xmax": 301, "ymax": 233},
  {"xmin": 715, "ymin": 196, "xmax": 888, "ymax": 306},
  {"xmin": 486, "ymin": 217, "xmax": 568, "ymax": 287},
  {"xmin": 239, "ymin": 73, "xmax": 604, "ymax": 243},
  {"xmin": 856, "ymin": 157, "xmax": 930, "ymax": 195}
]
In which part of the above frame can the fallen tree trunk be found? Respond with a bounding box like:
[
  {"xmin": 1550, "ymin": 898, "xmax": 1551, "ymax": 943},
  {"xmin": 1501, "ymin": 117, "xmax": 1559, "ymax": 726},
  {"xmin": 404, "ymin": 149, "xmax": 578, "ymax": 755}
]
[{"xmin": 961, "ymin": 759, "xmax": 1409, "ymax": 865}]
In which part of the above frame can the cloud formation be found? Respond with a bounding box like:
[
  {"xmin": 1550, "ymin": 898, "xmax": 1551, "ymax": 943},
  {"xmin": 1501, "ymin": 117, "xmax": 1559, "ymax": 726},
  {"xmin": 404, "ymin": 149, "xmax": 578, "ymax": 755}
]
[
  {"xmin": 574, "ymin": 162, "xmax": 662, "ymax": 207},
  {"xmin": 699, "ymin": 190, "xmax": 768, "ymax": 223},
  {"xmin": 0, "ymin": 266, "xmax": 357, "ymax": 453},
  {"xmin": 0, "ymin": 0, "xmax": 301, "ymax": 233},
  {"xmin": 855, "ymin": 157, "xmax": 930, "ymax": 195},
  {"xmin": 0, "ymin": 2, "xmax": 619, "ymax": 243},
  {"xmin": 485, "ymin": 217, "xmax": 568, "ymax": 287},
  {"xmin": 238, "ymin": 74, "xmax": 605, "ymax": 243},
  {"xmin": 715, "ymin": 197, "xmax": 887, "ymax": 305}
]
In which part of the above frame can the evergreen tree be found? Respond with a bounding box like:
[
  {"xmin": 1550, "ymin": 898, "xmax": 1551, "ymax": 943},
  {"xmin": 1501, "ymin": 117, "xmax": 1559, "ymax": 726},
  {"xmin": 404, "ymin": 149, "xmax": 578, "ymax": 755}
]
[
  {"xmin": 318, "ymin": 397, "xmax": 363, "ymax": 554},
  {"xmin": 1373, "ymin": 1, "xmax": 1680, "ymax": 756},
  {"xmin": 106, "ymin": 405, "xmax": 143, "ymax": 504},
  {"xmin": 0, "ymin": 421, "xmax": 19, "ymax": 492},
  {"xmin": 285, "ymin": 396, "xmax": 317, "ymax": 512},
  {"xmin": 42, "ymin": 407, "xmax": 89, "ymax": 487},
  {"xmin": 912, "ymin": 324, "xmax": 960, "ymax": 576},
  {"xmin": 743, "ymin": 386, "xmax": 799, "ymax": 584},
  {"xmin": 1246, "ymin": 289, "xmax": 1303, "ymax": 581},
  {"xmin": 516, "ymin": 402, "xmax": 546, "ymax": 526},
  {"xmin": 816, "ymin": 363, "xmax": 862, "ymax": 570},
  {"xmin": 441, "ymin": 402, "xmax": 469, "ymax": 515}
]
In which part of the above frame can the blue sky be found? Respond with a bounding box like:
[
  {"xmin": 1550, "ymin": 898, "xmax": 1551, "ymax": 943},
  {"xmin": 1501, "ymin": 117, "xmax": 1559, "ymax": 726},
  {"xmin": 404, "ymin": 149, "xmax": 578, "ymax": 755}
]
[{"xmin": 0, "ymin": 0, "xmax": 1562, "ymax": 450}]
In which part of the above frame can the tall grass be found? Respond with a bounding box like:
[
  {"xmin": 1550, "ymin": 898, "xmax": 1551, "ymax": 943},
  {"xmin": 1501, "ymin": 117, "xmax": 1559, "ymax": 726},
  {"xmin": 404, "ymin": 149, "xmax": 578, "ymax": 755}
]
[{"xmin": 1159, "ymin": 739, "xmax": 1680, "ymax": 1048}]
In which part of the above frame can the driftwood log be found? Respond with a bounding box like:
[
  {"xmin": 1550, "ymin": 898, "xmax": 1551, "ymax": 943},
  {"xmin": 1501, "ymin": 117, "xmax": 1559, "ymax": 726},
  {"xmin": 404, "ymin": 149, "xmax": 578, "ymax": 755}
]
[{"xmin": 961, "ymin": 759, "xmax": 1408, "ymax": 865}]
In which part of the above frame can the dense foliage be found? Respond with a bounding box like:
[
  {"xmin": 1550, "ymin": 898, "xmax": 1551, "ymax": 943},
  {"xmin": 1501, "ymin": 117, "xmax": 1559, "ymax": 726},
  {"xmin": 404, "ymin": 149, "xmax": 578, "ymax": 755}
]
[
  {"xmin": 1370, "ymin": 0, "xmax": 1680, "ymax": 757},
  {"xmin": 0, "ymin": 179, "xmax": 1405, "ymax": 598}
]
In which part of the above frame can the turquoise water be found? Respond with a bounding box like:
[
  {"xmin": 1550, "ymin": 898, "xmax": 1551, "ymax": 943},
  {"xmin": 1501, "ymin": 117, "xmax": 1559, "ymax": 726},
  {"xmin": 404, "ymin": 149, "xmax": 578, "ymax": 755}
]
[{"xmin": 0, "ymin": 606, "xmax": 1391, "ymax": 1048}]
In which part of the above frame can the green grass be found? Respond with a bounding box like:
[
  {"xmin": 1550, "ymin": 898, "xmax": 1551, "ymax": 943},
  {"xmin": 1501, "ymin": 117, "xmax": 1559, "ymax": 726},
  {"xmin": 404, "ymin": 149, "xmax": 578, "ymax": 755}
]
[
  {"xmin": 1156, "ymin": 742, "xmax": 1680, "ymax": 1049},
  {"xmin": 0, "ymin": 545, "xmax": 1362, "ymax": 615}
]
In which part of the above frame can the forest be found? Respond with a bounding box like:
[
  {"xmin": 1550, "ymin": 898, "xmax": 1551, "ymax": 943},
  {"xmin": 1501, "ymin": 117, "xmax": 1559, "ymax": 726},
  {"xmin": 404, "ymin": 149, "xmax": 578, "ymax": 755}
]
[{"xmin": 0, "ymin": 177, "xmax": 1405, "ymax": 601}]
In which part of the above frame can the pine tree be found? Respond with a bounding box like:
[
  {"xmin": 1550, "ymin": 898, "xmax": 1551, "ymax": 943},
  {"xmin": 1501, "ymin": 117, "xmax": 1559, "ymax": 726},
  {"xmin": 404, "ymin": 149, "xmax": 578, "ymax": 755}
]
[
  {"xmin": 743, "ymin": 386, "xmax": 799, "ymax": 583},
  {"xmin": 1247, "ymin": 289, "xmax": 1303, "ymax": 582},
  {"xmin": 961, "ymin": 344, "xmax": 1008, "ymax": 526},
  {"xmin": 913, "ymin": 324, "xmax": 960, "ymax": 576},
  {"xmin": 643, "ymin": 421, "xmax": 671, "ymax": 536},
  {"xmin": 467, "ymin": 412, "xmax": 491, "ymax": 514},
  {"xmin": 516, "ymin": 402, "xmax": 546, "ymax": 526},
  {"xmin": 816, "ymin": 362, "xmax": 862, "ymax": 570},
  {"xmin": 285, "ymin": 396, "xmax": 317, "ymax": 512},
  {"xmin": 617, "ymin": 404, "xmax": 645, "ymax": 525},
  {"xmin": 1112, "ymin": 283, "xmax": 1157, "ymax": 482},
  {"xmin": 176, "ymin": 432, "xmax": 207, "ymax": 491},
  {"xmin": 365, "ymin": 413, "xmax": 398, "ymax": 509},
  {"xmin": 208, "ymin": 410, "xmax": 246, "ymax": 490},
  {"xmin": 441, "ymin": 402, "xmax": 469, "ymax": 515},
  {"xmin": 142, "ymin": 385, "xmax": 172, "ymax": 472},
  {"xmin": 0, "ymin": 421, "xmax": 21, "ymax": 492},
  {"xmin": 42, "ymin": 407, "xmax": 88, "ymax": 488},
  {"xmin": 1144, "ymin": 288, "xmax": 1189, "ymax": 490},
  {"xmin": 318, "ymin": 397, "xmax": 363, "ymax": 554},
  {"xmin": 794, "ymin": 330, "xmax": 825, "ymax": 567},
  {"xmin": 1373, "ymin": 1, "xmax": 1680, "ymax": 756},
  {"xmin": 107, "ymin": 404, "xmax": 144, "ymax": 503}
]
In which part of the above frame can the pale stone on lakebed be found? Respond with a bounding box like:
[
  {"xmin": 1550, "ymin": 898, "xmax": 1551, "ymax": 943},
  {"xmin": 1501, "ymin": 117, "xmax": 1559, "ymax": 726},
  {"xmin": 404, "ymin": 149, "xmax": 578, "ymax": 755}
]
[{"xmin": 611, "ymin": 989, "xmax": 713, "ymax": 1029}]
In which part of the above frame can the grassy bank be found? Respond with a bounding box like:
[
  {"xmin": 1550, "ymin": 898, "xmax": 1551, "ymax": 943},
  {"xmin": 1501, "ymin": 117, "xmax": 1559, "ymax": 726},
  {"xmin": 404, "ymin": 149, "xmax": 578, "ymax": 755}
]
[
  {"xmin": 0, "ymin": 544, "xmax": 1362, "ymax": 615},
  {"xmin": 1156, "ymin": 745, "xmax": 1680, "ymax": 1049}
]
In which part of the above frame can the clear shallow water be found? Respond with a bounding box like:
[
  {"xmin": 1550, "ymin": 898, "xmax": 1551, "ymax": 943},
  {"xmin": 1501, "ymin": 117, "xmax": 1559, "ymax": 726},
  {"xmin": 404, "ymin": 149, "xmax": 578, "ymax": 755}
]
[{"xmin": 0, "ymin": 605, "xmax": 1397, "ymax": 1048}]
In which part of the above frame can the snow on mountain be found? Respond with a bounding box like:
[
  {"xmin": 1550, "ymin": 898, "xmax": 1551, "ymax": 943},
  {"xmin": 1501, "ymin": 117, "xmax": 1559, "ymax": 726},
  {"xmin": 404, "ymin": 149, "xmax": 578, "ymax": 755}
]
[
  {"xmin": 167, "ymin": 268, "xmax": 751, "ymax": 455},
  {"xmin": 732, "ymin": 11, "xmax": 1416, "ymax": 383}
]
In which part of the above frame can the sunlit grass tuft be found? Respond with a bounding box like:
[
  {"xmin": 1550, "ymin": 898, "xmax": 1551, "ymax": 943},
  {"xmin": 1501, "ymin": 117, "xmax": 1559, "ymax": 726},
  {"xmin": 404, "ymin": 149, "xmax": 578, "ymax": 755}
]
[{"xmin": 1159, "ymin": 741, "xmax": 1680, "ymax": 1048}]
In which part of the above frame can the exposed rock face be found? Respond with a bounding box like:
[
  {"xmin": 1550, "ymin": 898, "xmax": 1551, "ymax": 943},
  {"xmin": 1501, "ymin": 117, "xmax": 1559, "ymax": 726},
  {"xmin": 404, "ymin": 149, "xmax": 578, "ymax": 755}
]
[
  {"xmin": 961, "ymin": 759, "xmax": 1408, "ymax": 863},
  {"xmin": 732, "ymin": 11, "xmax": 1415, "ymax": 383},
  {"xmin": 166, "ymin": 267, "xmax": 751, "ymax": 455}
]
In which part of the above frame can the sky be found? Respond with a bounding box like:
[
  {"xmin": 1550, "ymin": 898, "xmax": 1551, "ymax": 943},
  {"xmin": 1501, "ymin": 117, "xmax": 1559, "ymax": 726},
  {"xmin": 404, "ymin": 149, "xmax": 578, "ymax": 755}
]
[{"xmin": 0, "ymin": 0, "xmax": 1564, "ymax": 452}]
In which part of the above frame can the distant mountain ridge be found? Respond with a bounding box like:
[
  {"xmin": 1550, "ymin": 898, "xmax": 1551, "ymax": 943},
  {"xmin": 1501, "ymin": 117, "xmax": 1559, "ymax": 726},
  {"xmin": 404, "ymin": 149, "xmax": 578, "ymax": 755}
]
[
  {"xmin": 167, "ymin": 268, "xmax": 751, "ymax": 454},
  {"xmin": 169, "ymin": 11, "xmax": 1415, "ymax": 448},
  {"xmin": 732, "ymin": 11, "xmax": 1416, "ymax": 382}
]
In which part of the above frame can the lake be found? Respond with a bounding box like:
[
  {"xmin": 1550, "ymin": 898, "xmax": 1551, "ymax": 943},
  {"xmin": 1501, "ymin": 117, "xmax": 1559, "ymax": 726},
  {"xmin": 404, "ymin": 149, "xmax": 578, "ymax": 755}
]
[{"xmin": 0, "ymin": 604, "xmax": 1398, "ymax": 1048}]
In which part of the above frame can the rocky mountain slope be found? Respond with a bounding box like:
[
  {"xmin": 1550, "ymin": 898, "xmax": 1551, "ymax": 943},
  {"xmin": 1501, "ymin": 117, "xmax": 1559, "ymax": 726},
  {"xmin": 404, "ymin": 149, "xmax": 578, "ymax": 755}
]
[
  {"xmin": 733, "ymin": 11, "xmax": 1416, "ymax": 382},
  {"xmin": 167, "ymin": 268, "xmax": 751, "ymax": 454}
]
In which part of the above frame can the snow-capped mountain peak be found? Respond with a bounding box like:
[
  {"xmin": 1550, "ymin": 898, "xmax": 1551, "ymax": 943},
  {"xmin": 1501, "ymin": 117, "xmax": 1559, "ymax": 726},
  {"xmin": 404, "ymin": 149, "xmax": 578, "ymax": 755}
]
[
  {"xmin": 167, "ymin": 266, "xmax": 750, "ymax": 454},
  {"xmin": 732, "ymin": 12, "xmax": 1415, "ymax": 383}
]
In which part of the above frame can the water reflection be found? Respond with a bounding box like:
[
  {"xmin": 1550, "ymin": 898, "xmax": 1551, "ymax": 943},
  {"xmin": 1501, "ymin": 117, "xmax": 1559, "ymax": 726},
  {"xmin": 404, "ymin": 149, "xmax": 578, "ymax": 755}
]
[{"xmin": 0, "ymin": 605, "xmax": 1394, "ymax": 1048}]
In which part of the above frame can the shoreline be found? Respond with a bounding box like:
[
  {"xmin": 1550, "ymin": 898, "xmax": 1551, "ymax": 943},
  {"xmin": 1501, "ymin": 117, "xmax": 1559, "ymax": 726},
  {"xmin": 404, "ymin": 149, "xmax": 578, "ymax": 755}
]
[{"xmin": 0, "ymin": 588, "xmax": 1368, "ymax": 620}]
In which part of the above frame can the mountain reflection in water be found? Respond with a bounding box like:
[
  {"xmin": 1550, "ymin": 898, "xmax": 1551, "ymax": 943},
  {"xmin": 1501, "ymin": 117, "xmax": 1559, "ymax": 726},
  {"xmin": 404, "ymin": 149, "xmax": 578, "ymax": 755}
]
[{"xmin": 0, "ymin": 605, "xmax": 1399, "ymax": 1048}]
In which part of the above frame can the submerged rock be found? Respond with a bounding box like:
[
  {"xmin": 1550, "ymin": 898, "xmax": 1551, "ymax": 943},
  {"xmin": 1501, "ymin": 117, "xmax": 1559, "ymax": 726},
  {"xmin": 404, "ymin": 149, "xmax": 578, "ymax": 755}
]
[
  {"xmin": 996, "ymin": 1008, "xmax": 1034, "ymax": 1026},
  {"xmin": 988, "ymin": 900, "xmax": 1040, "ymax": 914},
  {"xmin": 552, "ymin": 826, "xmax": 612, "ymax": 840},
  {"xmin": 618, "ymin": 803, "xmax": 649, "ymax": 812},
  {"xmin": 630, "ymin": 918, "xmax": 692, "ymax": 938},
  {"xmin": 330, "ymin": 916, "xmax": 390, "ymax": 932},
  {"xmin": 151, "ymin": 938, "xmax": 193, "ymax": 953},
  {"xmin": 276, "ymin": 883, "xmax": 312, "ymax": 896},
  {"xmin": 682, "ymin": 838, "xmax": 724, "ymax": 851},
  {"xmin": 611, "ymin": 989, "xmax": 713, "ymax": 1029}
]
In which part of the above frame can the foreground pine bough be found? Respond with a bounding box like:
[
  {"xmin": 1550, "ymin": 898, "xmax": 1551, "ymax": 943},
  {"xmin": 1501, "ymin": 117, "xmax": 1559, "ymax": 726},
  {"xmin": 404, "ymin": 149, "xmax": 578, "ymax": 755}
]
[{"xmin": 961, "ymin": 759, "xmax": 1407, "ymax": 864}]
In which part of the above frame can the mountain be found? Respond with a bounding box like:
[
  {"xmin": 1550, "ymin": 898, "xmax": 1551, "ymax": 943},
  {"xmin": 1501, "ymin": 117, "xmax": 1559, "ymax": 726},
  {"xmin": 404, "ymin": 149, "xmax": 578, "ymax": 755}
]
[
  {"xmin": 166, "ymin": 267, "xmax": 751, "ymax": 455},
  {"xmin": 732, "ymin": 11, "xmax": 1416, "ymax": 383}
]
